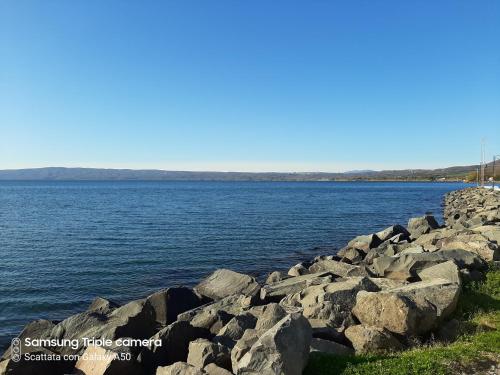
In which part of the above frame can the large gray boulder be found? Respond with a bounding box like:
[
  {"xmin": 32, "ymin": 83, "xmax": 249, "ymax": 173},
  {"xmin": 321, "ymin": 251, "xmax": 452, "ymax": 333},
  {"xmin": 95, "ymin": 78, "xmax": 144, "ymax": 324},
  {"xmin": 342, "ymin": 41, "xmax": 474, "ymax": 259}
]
[
  {"xmin": 287, "ymin": 263, "xmax": 310, "ymax": 277},
  {"xmin": 146, "ymin": 287, "xmax": 206, "ymax": 326},
  {"xmin": 407, "ymin": 216, "xmax": 440, "ymax": 238},
  {"xmin": 48, "ymin": 298, "xmax": 158, "ymax": 355},
  {"xmin": 234, "ymin": 313, "xmax": 312, "ymax": 375},
  {"xmin": 260, "ymin": 272, "xmax": 334, "ymax": 302},
  {"xmin": 435, "ymin": 233, "xmax": 499, "ymax": 261},
  {"xmin": 178, "ymin": 295, "xmax": 252, "ymax": 326},
  {"xmin": 203, "ymin": 363, "xmax": 233, "ymax": 375},
  {"xmin": 471, "ymin": 225, "xmax": 500, "ymax": 244},
  {"xmin": 308, "ymin": 260, "xmax": 371, "ymax": 277},
  {"xmin": 190, "ymin": 309, "xmax": 234, "ymax": 335},
  {"xmin": 266, "ymin": 271, "xmax": 289, "ymax": 284},
  {"xmin": 352, "ymin": 279, "xmax": 460, "ymax": 336},
  {"xmin": 194, "ymin": 269, "xmax": 260, "ymax": 301},
  {"xmin": 427, "ymin": 249, "xmax": 488, "ymax": 270},
  {"xmin": 280, "ymin": 277, "xmax": 379, "ymax": 328},
  {"xmin": 255, "ymin": 304, "xmax": 287, "ymax": 331},
  {"xmin": 74, "ymin": 344, "xmax": 143, "ymax": 375},
  {"xmin": 156, "ymin": 362, "xmax": 204, "ymax": 375},
  {"xmin": 413, "ymin": 228, "xmax": 461, "ymax": 251},
  {"xmin": 0, "ymin": 347, "xmax": 74, "ymax": 375},
  {"xmin": 230, "ymin": 329, "xmax": 260, "ymax": 372},
  {"xmin": 339, "ymin": 247, "xmax": 364, "ymax": 264},
  {"xmin": 347, "ymin": 234, "xmax": 382, "ymax": 253},
  {"xmin": 417, "ymin": 260, "xmax": 461, "ymax": 285},
  {"xmin": 375, "ymin": 225, "xmax": 411, "ymax": 242},
  {"xmin": 4, "ymin": 292, "xmax": 207, "ymax": 363},
  {"xmin": 344, "ymin": 325, "xmax": 403, "ymax": 354},
  {"xmin": 1, "ymin": 319, "xmax": 56, "ymax": 361},
  {"xmin": 215, "ymin": 313, "xmax": 257, "ymax": 347},
  {"xmin": 372, "ymin": 253, "xmax": 441, "ymax": 280},
  {"xmin": 372, "ymin": 250, "xmax": 487, "ymax": 281},
  {"xmin": 138, "ymin": 320, "xmax": 211, "ymax": 373},
  {"xmin": 88, "ymin": 297, "xmax": 120, "ymax": 314},
  {"xmin": 187, "ymin": 339, "xmax": 231, "ymax": 370}
]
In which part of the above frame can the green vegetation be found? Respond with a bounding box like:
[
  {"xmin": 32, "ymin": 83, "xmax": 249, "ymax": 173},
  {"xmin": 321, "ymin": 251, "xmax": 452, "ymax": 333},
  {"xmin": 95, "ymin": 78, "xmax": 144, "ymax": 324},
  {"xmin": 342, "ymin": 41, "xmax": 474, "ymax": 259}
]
[
  {"xmin": 465, "ymin": 170, "xmax": 500, "ymax": 183},
  {"xmin": 304, "ymin": 267, "xmax": 500, "ymax": 375}
]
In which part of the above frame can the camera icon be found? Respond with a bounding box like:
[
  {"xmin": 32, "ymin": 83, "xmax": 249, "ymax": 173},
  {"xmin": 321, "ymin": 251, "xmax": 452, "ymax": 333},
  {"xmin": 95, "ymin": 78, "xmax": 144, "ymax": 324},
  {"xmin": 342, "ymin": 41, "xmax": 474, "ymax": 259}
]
[{"xmin": 11, "ymin": 338, "xmax": 21, "ymax": 363}]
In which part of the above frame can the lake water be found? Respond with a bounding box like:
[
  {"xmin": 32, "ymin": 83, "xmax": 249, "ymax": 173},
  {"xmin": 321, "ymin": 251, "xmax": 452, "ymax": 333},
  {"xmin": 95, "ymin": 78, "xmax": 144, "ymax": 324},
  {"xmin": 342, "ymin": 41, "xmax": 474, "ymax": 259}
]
[{"xmin": 0, "ymin": 181, "xmax": 467, "ymax": 348}]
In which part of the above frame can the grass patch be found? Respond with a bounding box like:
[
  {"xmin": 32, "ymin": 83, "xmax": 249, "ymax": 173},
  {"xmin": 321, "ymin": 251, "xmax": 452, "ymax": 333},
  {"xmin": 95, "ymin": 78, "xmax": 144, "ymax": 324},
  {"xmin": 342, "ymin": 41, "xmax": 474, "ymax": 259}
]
[{"xmin": 304, "ymin": 268, "xmax": 500, "ymax": 375}]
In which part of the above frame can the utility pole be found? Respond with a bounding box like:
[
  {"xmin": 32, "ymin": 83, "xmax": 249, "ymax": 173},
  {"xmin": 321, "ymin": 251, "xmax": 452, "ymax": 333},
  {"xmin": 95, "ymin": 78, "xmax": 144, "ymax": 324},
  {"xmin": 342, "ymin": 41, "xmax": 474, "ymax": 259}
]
[
  {"xmin": 493, "ymin": 155, "xmax": 500, "ymax": 190},
  {"xmin": 476, "ymin": 167, "xmax": 479, "ymax": 187},
  {"xmin": 494, "ymin": 156, "xmax": 496, "ymax": 190}
]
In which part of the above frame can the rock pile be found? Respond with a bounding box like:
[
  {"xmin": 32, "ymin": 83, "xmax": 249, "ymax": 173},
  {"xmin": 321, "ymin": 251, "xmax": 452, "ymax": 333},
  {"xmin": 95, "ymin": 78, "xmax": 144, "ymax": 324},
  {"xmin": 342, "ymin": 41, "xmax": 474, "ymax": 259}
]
[{"xmin": 1, "ymin": 187, "xmax": 499, "ymax": 375}]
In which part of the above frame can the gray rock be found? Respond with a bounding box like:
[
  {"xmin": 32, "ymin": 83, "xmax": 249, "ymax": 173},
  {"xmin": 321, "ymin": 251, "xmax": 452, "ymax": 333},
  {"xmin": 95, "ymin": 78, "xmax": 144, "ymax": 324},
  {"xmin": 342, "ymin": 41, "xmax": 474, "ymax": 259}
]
[
  {"xmin": 0, "ymin": 347, "xmax": 74, "ymax": 375},
  {"xmin": 309, "ymin": 338, "xmax": 354, "ymax": 356},
  {"xmin": 413, "ymin": 228, "xmax": 461, "ymax": 250},
  {"xmin": 372, "ymin": 250, "xmax": 487, "ymax": 281},
  {"xmin": 88, "ymin": 297, "xmax": 120, "ymax": 314},
  {"xmin": 428, "ymin": 249, "xmax": 488, "ymax": 270},
  {"xmin": 363, "ymin": 247, "xmax": 386, "ymax": 264},
  {"xmin": 345, "ymin": 325, "xmax": 403, "ymax": 354},
  {"xmin": 280, "ymin": 277, "xmax": 379, "ymax": 327},
  {"xmin": 156, "ymin": 362, "xmax": 205, "ymax": 375},
  {"xmin": 230, "ymin": 329, "xmax": 260, "ymax": 372},
  {"xmin": 1, "ymin": 319, "xmax": 56, "ymax": 361},
  {"xmin": 352, "ymin": 279, "xmax": 460, "ymax": 336},
  {"xmin": 194, "ymin": 269, "xmax": 260, "ymax": 301},
  {"xmin": 265, "ymin": 271, "xmax": 289, "ymax": 284},
  {"xmin": 74, "ymin": 344, "xmax": 142, "ymax": 375},
  {"xmin": 372, "ymin": 253, "xmax": 438, "ymax": 280},
  {"xmin": 191, "ymin": 310, "xmax": 235, "ymax": 335},
  {"xmin": 235, "ymin": 313, "xmax": 312, "ymax": 375},
  {"xmin": 375, "ymin": 225, "xmax": 411, "ymax": 242},
  {"xmin": 435, "ymin": 233, "xmax": 499, "ymax": 261},
  {"xmin": 417, "ymin": 260, "xmax": 461, "ymax": 284},
  {"xmin": 340, "ymin": 248, "xmax": 364, "ymax": 264},
  {"xmin": 347, "ymin": 234, "xmax": 382, "ymax": 253},
  {"xmin": 138, "ymin": 320, "xmax": 211, "ymax": 373},
  {"xmin": 48, "ymin": 298, "xmax": 158, "ymax": 355},
  {"xmin": 287, "ymin": 263, "xmax": 310, "ymax": 277},
  {"xmin": 187, "ymin": 339, "xmax": 231, "ymax": 370},
  {"xmin": 255, "ymin": 304, "xmax": 287, "ymax": 331},
  {"xmin": 215, "ymin": 313, "xmax": 257, "ymax": 347},
  {"xmin": 203, "ymin": 363, "xmax": 234, "ymax": 375},
  {"xmin": 308, "ymin": 259, "xmax": 371, "ymax": 277},
  {"xmin": 146, "ymin": 287, "xmax": 206, "ymax": 326},
  {"xmin": 367, "ymin": 277, "xmax": 408, "ymax": 290},
  {"xmin": 471, "ymin": 225, "xmax": 500, "ymax": 244},
  {"xmin": 399, "ymin": 246, "xmax": 425, "ymax": 255},
  {"xmin": 407, "ymin": 215, "xmax": 440, "ymax": 238},
  {"xmin": 178, "ymin": 295, "xmax": 252, "ymax": 325},
  {"xmin": 260, "ymin": 272, "xmax": 335, "ymax": 302},
  {"xmin": 390, "ymin": 279, "xmax": 461, "ymax": 318}
]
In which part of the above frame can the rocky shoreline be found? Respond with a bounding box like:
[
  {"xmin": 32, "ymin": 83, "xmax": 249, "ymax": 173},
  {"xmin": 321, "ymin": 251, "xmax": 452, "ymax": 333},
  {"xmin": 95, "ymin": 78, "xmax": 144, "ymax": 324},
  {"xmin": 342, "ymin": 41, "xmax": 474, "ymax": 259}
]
[{"xmin": 1, "ymin": 187, "xmax": 499, "ymax": 375}]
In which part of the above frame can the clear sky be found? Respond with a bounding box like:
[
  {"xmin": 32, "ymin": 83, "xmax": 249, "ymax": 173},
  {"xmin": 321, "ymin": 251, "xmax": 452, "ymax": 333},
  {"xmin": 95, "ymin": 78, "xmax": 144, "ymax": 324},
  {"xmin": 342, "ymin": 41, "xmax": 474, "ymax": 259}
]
[{"xmin": 1, "ymin": 1, "xmax": 499, "ymax": 172}]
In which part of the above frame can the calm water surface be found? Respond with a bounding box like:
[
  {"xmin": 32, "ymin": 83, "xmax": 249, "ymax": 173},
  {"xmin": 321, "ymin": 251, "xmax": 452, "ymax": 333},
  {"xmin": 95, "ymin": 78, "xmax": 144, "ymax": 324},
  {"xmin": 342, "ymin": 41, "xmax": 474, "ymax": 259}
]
[{"xmin": 0, "ymin": 181, "xmax": 467, "ymax": 348}]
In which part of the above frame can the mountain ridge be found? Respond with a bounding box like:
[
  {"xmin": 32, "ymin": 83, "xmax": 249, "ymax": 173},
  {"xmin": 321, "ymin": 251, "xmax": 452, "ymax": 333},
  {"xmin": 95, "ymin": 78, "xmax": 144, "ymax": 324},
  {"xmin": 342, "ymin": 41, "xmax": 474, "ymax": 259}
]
[{"xmin": 0, "ymin": 165, "xmax": 483, "ymax": 181}]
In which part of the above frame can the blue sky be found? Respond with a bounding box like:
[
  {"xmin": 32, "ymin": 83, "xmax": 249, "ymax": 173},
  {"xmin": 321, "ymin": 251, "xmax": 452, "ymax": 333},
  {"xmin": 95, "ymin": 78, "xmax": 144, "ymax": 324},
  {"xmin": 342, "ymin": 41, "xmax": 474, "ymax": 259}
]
[{"xmin": 1, "ymin": 1, "xmax": 499, "ymax": 172}]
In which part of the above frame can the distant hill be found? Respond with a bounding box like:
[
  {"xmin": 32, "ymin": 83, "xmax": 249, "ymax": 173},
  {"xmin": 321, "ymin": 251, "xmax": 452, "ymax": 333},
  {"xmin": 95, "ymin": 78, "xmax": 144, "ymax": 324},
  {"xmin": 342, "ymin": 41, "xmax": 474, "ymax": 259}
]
[{"xmin": 0, "ymin": 165, "xmax": 484, "ymax": 181}]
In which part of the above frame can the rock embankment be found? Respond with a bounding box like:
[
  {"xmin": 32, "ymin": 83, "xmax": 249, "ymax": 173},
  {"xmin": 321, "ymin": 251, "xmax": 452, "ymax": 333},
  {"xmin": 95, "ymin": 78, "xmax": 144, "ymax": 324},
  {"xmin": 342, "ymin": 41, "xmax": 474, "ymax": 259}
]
[{"xmin": 1, "ymin": 187, "xmax": 499, "ymax": 375}]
